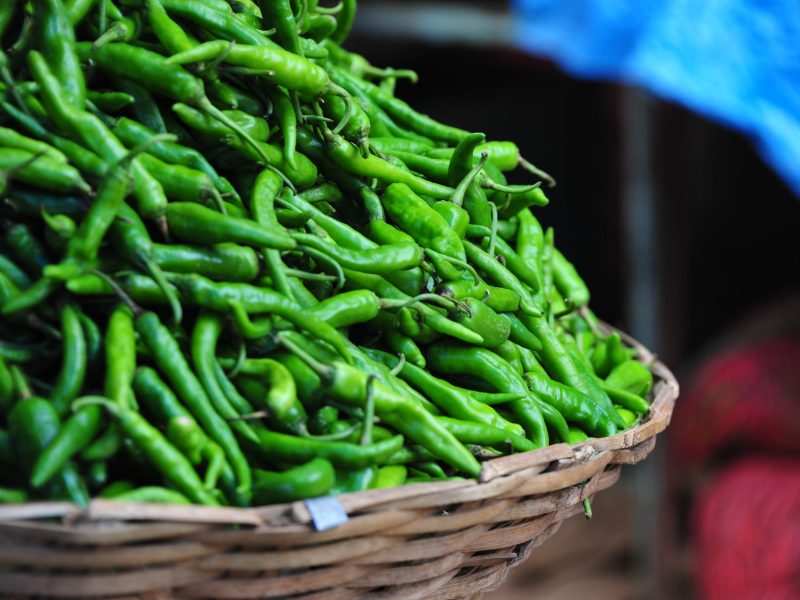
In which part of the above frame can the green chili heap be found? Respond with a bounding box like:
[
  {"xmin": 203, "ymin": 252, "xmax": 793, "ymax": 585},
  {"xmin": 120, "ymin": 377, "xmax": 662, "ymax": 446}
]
[{"xmin": 0, "ymin": 0, "xmax": 654, "ymax": 507}]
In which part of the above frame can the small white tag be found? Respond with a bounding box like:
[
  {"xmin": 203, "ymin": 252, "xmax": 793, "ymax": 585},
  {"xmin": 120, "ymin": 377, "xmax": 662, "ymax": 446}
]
[{"xmin": 305, "ymin": 496, "xmax": 348, "ymax": 531}]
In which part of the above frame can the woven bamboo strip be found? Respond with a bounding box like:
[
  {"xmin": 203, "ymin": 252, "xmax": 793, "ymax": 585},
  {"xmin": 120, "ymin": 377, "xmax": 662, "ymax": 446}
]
[
  {"xmin": 479, "ymin": 443, "xmax": 574, "ymax": 481},
  {"xmin": 0, "ymin": 502, "xmax": 77, "ymax": 522},
  {"xmin": 431, "ymin": 562, "xmax": 512, "ymax": 600},
  {"xmin": 0, "ymin": 567, "xmax": 219, "ymax": 598},
  {"xmin": 355, "ymin": 568, "xmax": 462, "ymax": 600},
  {"xmin": 385, "ymin": 498, "xmax": 516, "ymax": 535},
  {"xmin": 354, "ymin": 553, "xmax": 468, "ymax": 587},
  {"xmin": 196, "ymin": 535, "xmax": 397, "ymax": 571},
  {"xmin": 189, "ymin": 508, "xmax": 419, "ymax": 547},
  {"xmin": 84, "ymin": 500, "xmax": 265, "ymax": 526},
  {"xmin": 0, "ymin": 519, "xmax": 210, "ymax": 546},
  {"xmin": 0, "ymin": 541, "xmax": 216, "ymax": 569},
  {"xmin": 354, "ymin": 523, "xmax": 491, "ymax": 564},
  {"xmin": 179, "ymin": 564, "xmax": 379, "ymax": 598}
]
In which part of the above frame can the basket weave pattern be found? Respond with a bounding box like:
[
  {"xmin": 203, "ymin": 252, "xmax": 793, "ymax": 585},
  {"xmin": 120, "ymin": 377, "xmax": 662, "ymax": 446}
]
[{"xmin": 0, "ymin": 329, "xmax": 677, "ymax": 600}]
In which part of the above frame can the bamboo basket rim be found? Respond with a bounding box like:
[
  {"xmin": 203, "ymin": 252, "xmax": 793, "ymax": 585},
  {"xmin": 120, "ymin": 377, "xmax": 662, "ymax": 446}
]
[{"xmin": 0, "ymin": 322, "xmax": 678, "ymax": 535}]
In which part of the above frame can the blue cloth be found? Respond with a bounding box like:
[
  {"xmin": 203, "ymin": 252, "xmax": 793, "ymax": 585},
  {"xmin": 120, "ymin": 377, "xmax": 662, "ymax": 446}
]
[{"xmin": 512, "ymin": 0, "xmax": 800, "ymax": 197}]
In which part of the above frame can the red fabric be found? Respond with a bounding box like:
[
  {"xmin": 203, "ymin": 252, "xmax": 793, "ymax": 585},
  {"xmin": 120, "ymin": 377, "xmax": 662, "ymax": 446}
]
[
  {"xmin": 672, "ymin": 336, "xmax": 800, "ymax": 467},
  {"xmin": 693, "ymin": 457, "xmax": 800, "ymax": 600}
]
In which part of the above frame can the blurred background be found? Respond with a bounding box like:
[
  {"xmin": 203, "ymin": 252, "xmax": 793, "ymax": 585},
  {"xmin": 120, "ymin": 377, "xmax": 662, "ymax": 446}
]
[{"xmin": 345, "ymin": 1, "xmax": 800, "ymax": 598}]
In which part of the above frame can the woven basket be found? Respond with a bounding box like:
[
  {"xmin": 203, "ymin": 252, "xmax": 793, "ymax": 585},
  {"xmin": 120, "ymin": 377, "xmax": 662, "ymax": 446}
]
[{"xmin": 0, "ymin": 326, "xmax": 678, "ymax": 600}]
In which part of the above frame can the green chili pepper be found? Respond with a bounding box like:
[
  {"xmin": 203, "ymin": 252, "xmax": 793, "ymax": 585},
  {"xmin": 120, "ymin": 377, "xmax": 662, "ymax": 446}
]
[
  {"xmin": 615, "ymin": 406, "xmax": 638, "ymax": 428},
  {"xmin": 342, "ymin": 268, "xmax": 482, "ymax": 345},
  {"xmin": 499, "ymin": 187, "xmax": 549, "ymax": 219},
  {"xmin": 192, "ymin": 311, "xmax": 260, "ymax": 442},
  {"xmin": 382, "ymin": 183, "xmax": 465, "ymax": 263},
  {"xmin": 565, "ymin": 426, "xmax": 588, "ymax": 445},
  {"xmin": 81, "ymin": 303, "xmax": 138, "ymax": 462},
  {"xmin": 322, "ymin": 94, "xmax": 372, "ymax": 151},
  {"xmin": 493, "ymin": 340, "xmax": 524, "ymax": 374},
  {"xmin": 326, "ymin": 135, "xmax": 454, "ymax": 199},
  {"xmin": 447, "ymin": 132, "xmax": 485, "ymax": 185},
  {"xmin": 0, "ymin": 2, "xmax": 18, "ymax": 40},
  {"xmin": 307, "ymin": 290, "xmax": 381, "ymax": 328},
  {"xmin": 292, "ymin": 231, "xmax": 423, "ymax": 274},
  {"xmin": 170, "ymin": 102, "xmax": 270, "ymax": 142},
  {"xmin": 108, "ymin": 202, "xmax": 183, "ymax": 324},
  {"xmin": 9, "ymin": 395, "xmax": 89, "ymax": 505},
  {"xmin": 87, "ymin": 90, "xmax": 135, "ymax": 112},
  {"xmin": 481, "ymin": 236, "xmax": 541, "ymax": 293},
  {"xmin": 165, "ymin": 39, "xmax": 338, "ymax": 97},
  {"xmin": 28, "ymin": 51, "xmax": 169, "ymax": 225},
  {"xmin": 0, "ymin": 148, "xmax": 90, "ymax": 194},
  {"xmin": 290, "ymin": 350, "xmax": 480, "ymax": 476},
  {"xmin": 464, "ymin": 241, "xmax": 540, "ymax": 316},
  {"xmin": 523, "ymin": 371, "xmax": 615, "ymax": 437},
  {"xmin": 168, "ymin": 273, "xmax": 352, "ymax": 362},
  {"xmin": 252, "ymin": 457, "xmax": 335, "ymax": 505},
  {"xmin": 74, "ymin": 396, "xmax": 220, "ymax": 505},
  {"xmin": 522, "ymin": 315, "xmax": 623, "ymax": 428},
  {"xmin": 2, "ymin": 187, "xmax": 83, "ymax": 222},
  {"xmin": 259, "ymin": 0, "xmax": 302, "ymax": 54},
  {"xmin": 0, "ymin": 357, "xmax": 14, "ymax": 416},
  {"xmin": 367, "ymin": 347, "xmax": 524, "ymax": 437},
  {"xmin": 152, "ymin": 242, "xmax": 260, "ymax": 282},
  {"xmin": 333, "ymin": 466, "xmax": 377, "ymax": 494},
  {"xmin": 49, "ymin": 304, "xmax": 87, "ymax": 418},
  {"xmin": 591, "ymin": 332, "xmax": 635, "ymax": 378},
  {"xmin": 94, "ymin": 12, "xmax": 142, "ymax": 47},
  {"xmin": 552, "ymin": 247, "xmax": 590, "ymax": 308},
  {"xmin": 250, "ymin": 169, "xmax": 294, "ymax": 298},
  {"xmin": 136, "ymin": 153, "xmax": 223, "ymax": 207},
  {"xmin": 8, "ymin": 124, "xmax": 106, "ymax": 188},
  {"xmin": 247, "ymin": 428, "xmax": 403, "ymax": 469},
  {"xmin": 75, "ymin": 42, "xmax": 272, "ymax": 173},
  {"xmin": 605, "ymin": 360, "xmax": 653, "ymax": 398},
  {"xmin": 165, "ymin": 202, "xmax": 295, "ymax": 249},
  {"xmin": 0, "ymin": 126, "xmax": 68, "ymax": 163},
  {"xmin": 372, "ymin": 464, "xmax": 407, "ymax": 489},
  {"xmin": 134, "ymin": 367, "xmax": 227, "ymax": 490},
  {"xmin": 110, "ymin": 486, "xmax": 192, "ymax": 504},
  {"xmin": 598, "ymin": 381, "xmax": 650, "ymax": 415},
  {"xmin": 112, "ymin": 116, "xmax": 233, "ymax": 197},
  {"xmin": 0, "ymin": 255, "xmax": 32, "ymax": 289},
  {"xmin": 371, "ymin": 312, "xmax": 427, "ymax": 368},
  {"xmin": 0, "ymin": 487, "xmax": 27, "ymax": 503},
  {"xmin": 234, "ymin": 360, "xmax": 307, "ymax": 434},
  {"xmin": 500, "ymin": 313, "xmax": 543, "ymax": 352},
  {"xmin": 427, "ymin": 343, "xmax": 550, "ymax": 447},
  {"xmin": 437, "ymin": 416, "xmax": 534, "ymax": 453},
  {"xmin": 31, "ymin": 0, "xmax": 86, "ymax": 107},
  {"xmin": 30, "ymin": 402, "xmax": 102, "ymax": 488},
  {"xmin": 452, "ymin": 297, "xmax": 511, "ymax": 348},
  {"xmin": 330, "ymin": 66, "xmax": 468, "ymax": 144},
  {"xmin": 0, "ymin": 272, "xmax": 20, "ymax": 307},
  {"xmin": 42, "ymin": 212, "xmax": 77, "ymax": 252},
  {"xmin": 110, "ymin": 77, "xmax": 168, "ymax": 134},
  {"xmin": 295, "ymin": 126, "xmax": 385, "ymax": 218}
]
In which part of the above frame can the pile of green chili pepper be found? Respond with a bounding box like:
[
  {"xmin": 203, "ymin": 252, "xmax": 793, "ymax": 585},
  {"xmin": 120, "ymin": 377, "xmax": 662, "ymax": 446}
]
[{"xmin": 0, "ymin": 0, "xmax": 655, "ymax": 507}]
